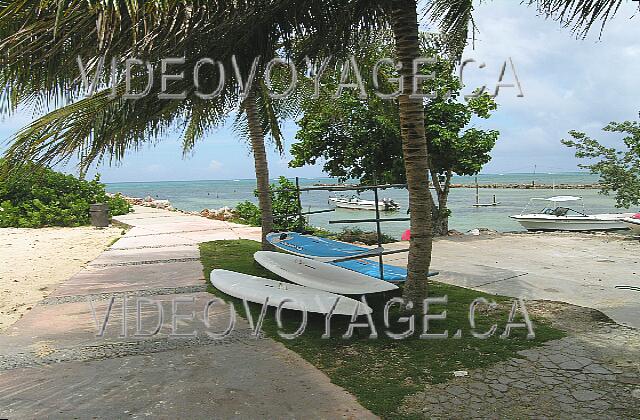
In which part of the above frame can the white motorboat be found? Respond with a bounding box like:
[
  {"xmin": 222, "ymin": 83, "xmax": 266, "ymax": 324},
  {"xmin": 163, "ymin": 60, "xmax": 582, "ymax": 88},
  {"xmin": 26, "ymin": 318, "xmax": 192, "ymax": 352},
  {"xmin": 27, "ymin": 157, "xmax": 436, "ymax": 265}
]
[
  {"xmin": 623, "ymin": 214, "xmax": 640, "ymax": 234},
  {"xmin": 510, "ymin": 196, "xmax": 633, "ymax": 232},
  {"xmin": 329, "ymin": 195, "xmax": 400, "ymax": 211}
]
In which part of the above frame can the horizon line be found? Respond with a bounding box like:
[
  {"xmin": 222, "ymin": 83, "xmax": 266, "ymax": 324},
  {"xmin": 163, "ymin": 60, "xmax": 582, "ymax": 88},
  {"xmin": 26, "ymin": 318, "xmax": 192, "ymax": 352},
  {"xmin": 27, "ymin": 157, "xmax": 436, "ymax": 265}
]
[{"xmin": 104, "ymin": 171, "xmax": 594, "ymax": 185}]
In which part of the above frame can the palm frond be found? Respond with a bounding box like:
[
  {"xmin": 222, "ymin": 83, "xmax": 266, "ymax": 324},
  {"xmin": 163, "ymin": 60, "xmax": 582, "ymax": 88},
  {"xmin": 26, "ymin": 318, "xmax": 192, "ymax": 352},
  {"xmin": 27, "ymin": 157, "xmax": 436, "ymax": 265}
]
[
  {"xmin": 423, "ymin": 0, "xmax": 474, "ymax": 59},
  {"xmin": 527, "ymin": 0, "xmax": 625, "ymax": 38}
]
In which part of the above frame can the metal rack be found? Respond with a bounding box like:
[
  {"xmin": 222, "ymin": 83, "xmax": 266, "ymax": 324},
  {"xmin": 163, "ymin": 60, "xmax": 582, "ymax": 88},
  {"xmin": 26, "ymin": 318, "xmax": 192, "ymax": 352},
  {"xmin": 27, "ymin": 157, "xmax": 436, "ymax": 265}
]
[{"xmin": 273, "ymin": 177, "xmax": 409, "ymax": 281}]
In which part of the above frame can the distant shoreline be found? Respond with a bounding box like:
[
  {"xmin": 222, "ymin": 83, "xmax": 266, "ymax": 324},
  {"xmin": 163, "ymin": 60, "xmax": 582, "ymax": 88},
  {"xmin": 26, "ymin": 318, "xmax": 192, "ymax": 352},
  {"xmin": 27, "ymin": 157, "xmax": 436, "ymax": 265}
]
[
  {"xmin": 104, "ymin": 172, "xmax": 598, "ymax": 186},
  {"xmin": 450, "ymin": 183, "xmax": 600, "ymax": 189},
  {"xmin": 313, "ymin": 182, "xmax": 601, "ymax": 190}
]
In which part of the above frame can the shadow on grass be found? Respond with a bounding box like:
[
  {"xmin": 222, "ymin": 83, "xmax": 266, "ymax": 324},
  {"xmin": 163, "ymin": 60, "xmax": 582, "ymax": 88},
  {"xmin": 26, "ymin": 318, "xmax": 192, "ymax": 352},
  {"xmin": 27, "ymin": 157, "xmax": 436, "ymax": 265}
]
[{"xmin": 200, "ymin": 240, "xmax": 566, "ymax": 418}]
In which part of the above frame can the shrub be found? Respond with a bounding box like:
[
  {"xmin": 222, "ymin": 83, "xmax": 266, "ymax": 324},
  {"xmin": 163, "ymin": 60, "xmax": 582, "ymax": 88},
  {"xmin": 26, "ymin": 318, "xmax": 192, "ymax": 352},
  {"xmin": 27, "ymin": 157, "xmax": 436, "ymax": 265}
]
[
  {"xmin": 233, "ymin": 201, "xmax": 262, "ymax": 227},
  {"xmin": 232, "ymin": 176, "xmax": 305, "ymax": 231},
  {"xmin": 0, "ymin": 160, "xmax": 131, "ymax": 228},
  {"xmin": 331, "ymin": 228, "xmax": 397, "ymax": 245},
  {"xmin": 107, "ymin": 193, "xmax": 132, "ymax": 216}
]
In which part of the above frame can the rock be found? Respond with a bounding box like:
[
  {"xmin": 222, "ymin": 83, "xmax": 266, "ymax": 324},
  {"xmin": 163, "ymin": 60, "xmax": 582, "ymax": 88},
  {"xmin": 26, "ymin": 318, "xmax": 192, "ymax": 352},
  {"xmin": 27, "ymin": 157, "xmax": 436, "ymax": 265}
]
[
  {"xmin": 478, "ymin": 227, "xmax": 499, "ymax": 235},
  {"xmin": 571, "ymin": 389, "xmax": 603, "ymax": 402},
  {"xmin": 467, "ymin": 228, "xmax": 480, "ymax": 236},
  {"xmin": 199, "ymin": 206, "xmax": 235, "ymax": 221},
  {"xmin": 149, "ymin": 199, "xmax": 170, "ymax": 209},
  {"xmin": 448, "ymin": 229, "xmax": 464, "ymax": 236}
]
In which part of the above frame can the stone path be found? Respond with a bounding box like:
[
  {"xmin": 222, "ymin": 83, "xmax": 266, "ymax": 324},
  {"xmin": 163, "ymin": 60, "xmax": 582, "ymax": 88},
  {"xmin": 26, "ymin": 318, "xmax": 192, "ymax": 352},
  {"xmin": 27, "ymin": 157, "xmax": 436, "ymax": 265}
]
[
  {"xmin": 383, "ymin": 233, "xmax": 640, "ymax": 329},
  {"xmin": 0, "ymin": 206, "xmax": 374, "ymax": 418},
  {"xmin": 400, "ymin": 304, "xmax": 640, "ymax": 419},
  {"xmin": 4, "ymin": 207, "xmax": 639, "ymax": 418}
]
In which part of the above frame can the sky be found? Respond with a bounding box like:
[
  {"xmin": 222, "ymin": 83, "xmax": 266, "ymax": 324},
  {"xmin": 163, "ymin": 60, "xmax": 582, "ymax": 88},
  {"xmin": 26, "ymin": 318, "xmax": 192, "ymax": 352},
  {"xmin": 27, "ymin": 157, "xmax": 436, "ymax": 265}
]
[{"xmin": 0, "ymin": 1, "xmax": 638, "ymax": 183}]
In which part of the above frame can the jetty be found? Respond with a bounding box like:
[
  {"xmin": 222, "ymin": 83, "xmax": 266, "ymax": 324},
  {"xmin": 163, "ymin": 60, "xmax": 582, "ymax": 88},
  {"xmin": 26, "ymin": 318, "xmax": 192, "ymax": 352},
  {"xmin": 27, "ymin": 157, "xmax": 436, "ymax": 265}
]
[{"xmin": 314, "ymin": 182, "xmax": 602, "ymax": 190}]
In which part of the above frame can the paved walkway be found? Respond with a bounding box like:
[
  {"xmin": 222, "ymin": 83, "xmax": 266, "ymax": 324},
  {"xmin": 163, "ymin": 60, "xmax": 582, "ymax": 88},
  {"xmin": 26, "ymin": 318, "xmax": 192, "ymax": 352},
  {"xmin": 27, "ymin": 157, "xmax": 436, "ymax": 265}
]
[
  {"xmin": 0, "ymin": 206, "xmax": 374, "ymax": 418},
  {"xmin": 380, "ymin": 234, "xmax": 640, "ymax": 418},
  {"xmin": 384, "ymin": 233, "xmax": 640, "ymax": 329},
  {"xmin": 400, "ymin": 304, "xmax": 640, "ymax": 419}
]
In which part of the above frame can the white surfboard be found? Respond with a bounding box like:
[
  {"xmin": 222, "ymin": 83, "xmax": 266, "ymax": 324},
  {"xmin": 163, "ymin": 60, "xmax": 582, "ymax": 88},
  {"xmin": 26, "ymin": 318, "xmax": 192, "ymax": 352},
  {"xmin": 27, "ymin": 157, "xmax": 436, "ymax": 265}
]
[
  {"xmin": 210, "ymin": 269, "xmax": 371, "ymax": 316},
  {"xmin": 254, "ymin": 251, "xmax": 398, "ymax": 294}
]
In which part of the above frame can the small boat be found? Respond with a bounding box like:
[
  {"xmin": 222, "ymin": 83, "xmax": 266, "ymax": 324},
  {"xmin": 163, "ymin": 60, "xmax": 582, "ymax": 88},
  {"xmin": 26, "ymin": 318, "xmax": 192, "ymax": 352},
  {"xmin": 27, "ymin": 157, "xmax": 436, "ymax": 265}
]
[
  {"xmin": 329, "ymin": 195, "xmax": 400, "ymax": 211},
  {"xmin": 623, "ymin": 213, "xmax": 640, "ymax": 234},
  {"xmin": 510, "ymin": 196, "xmax": 633, "ymax": 232}
]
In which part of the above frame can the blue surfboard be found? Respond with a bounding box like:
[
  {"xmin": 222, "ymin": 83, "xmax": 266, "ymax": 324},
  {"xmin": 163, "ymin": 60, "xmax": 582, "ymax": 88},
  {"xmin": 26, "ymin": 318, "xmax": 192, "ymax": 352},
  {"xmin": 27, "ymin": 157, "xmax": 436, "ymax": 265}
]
[{"xmin": 266, "ymin": 232, "xmax": 408, "ymax": 282}]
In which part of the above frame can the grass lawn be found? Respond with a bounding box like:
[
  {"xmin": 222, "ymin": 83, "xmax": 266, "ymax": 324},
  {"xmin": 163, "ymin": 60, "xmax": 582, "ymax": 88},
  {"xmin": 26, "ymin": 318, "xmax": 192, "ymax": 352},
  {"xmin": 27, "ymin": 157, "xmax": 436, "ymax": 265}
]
[{"xmin": 200, "ymin": 240, "xmax": 565, "ymax": 418}]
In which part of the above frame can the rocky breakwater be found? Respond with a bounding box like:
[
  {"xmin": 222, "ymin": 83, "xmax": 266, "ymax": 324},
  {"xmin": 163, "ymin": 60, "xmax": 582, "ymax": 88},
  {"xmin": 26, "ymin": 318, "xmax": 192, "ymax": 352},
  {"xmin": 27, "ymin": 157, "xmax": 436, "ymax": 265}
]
[
  {"xmin": 448, "ymin": 183, "xmax": 601, "ymax": 189},
  {"xmin": 112, "ymin": 194, "xmax": 175, "ymax": 210},
  {"xmin": 190, "ymin": 207, "xmax": 235, "ymax": 221},
  {"xmin": 110, "ymin": 193, "xmax": 236, "ymax": 221}
]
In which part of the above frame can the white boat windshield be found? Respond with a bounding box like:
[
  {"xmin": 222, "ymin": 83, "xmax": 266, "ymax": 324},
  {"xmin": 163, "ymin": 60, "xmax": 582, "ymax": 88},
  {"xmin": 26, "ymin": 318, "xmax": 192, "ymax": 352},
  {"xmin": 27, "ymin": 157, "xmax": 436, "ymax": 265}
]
[
  {"xmin": 521, "ymin": 196, "xmax": 586, "ymax": 215},
  {"xmin": 539, "ymin": 207, "xmax": 588, "ymax": 217}
]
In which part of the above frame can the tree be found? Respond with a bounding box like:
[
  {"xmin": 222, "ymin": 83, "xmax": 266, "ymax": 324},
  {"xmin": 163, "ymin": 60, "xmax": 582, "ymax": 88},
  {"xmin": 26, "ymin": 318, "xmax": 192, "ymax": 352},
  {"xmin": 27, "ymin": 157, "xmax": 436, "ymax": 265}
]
[
  {"xmin": 291, "ymin": 36, "xmax": 499, "ymax": 235},
  {"xmin": 0, "ymin": 0, "xmax": 625, "ymax": 307},
  {"xmin": 0, "ymin": 1, "xmax": 306, "ymax": 250},
  {"xmin": 386, "ymin": 0, "xmax": 434, "ymax": 306},
  {"xmin": 392, "ymin": 0, "xmax": 629, "ymax": 305},
  {"xmin": 0, "ymin": 0, "xmax": 438, "ymax": 305},
  {"xmin": 426, "ymin": 85, "xmax": 498, "ymax": 234},
  {"xmin": 562, "ymin": 120, "xmax": 640, "ymax": 208}
]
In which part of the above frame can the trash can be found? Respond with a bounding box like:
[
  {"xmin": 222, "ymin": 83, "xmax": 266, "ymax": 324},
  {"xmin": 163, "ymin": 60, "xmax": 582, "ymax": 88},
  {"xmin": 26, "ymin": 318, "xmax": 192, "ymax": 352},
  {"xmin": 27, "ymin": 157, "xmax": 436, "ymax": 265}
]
[{"xmin": 90, "ymin": 203, "xmax": 110, "ymax": 227}]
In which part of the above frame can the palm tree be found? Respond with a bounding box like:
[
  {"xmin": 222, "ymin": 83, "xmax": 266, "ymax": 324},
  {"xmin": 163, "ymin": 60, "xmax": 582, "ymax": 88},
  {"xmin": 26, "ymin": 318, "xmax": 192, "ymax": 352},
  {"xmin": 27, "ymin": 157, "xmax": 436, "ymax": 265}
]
[
  {"xmin": 0, "ymin": 1, "xmax": 303, "ymax": 250},
  {"xmin": 0, "ymin": 0, "xmax": 628, "ymax": 301},
  {"xmin": 383, "ymin": 0, "xmax": 630, "ymax": 305},
  {"xmin": 244, "ymin": 88, "xmax": 275, "ymax": 248},
  {"xmin": 386, "ymin": 0, "xmax": 435, "ymax": 304}
]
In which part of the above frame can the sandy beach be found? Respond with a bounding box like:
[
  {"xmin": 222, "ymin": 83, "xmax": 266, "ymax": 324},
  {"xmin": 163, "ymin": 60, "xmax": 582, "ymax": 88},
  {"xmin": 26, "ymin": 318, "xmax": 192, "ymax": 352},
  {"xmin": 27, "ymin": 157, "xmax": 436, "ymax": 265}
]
[{"xmin": 0, "ymin": 226, "xmax": 122, "ymax": 331}]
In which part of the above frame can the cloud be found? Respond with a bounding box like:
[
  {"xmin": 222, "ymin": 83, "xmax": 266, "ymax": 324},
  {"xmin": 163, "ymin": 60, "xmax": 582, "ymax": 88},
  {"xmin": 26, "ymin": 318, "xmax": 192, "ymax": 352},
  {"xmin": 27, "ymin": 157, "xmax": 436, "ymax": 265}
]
[
  {"xmin": 3, "ymin": 2, "xmax": 637, "ymax": 182},
  {"xmin": 144, "ymin": 164, "xmax": 162, "ymax": 173},
  {"xmin": 461, "ymin": 1, "xmax": 639, "ymax": 173},
  {"xmin": 208, "ymin": 159, "xmax": 223, "ymax": 172}
]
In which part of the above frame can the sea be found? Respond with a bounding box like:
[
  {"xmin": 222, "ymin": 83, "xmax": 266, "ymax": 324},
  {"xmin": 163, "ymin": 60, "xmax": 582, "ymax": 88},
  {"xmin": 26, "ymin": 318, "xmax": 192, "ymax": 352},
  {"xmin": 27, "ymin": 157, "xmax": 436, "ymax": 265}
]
[{"xmin": 106, "ymin": 172, "xmax": 633, "ymax": 239}]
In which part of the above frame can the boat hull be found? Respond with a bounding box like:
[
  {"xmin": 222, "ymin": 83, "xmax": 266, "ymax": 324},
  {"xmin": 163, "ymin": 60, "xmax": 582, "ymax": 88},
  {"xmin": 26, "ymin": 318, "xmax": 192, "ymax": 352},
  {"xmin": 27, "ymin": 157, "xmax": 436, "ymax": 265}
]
[
  {"xmin": 333, "ymin": 201, "xmax": 378, "ymax": 211},
  {"xmin": 511, "ymin": 214, "xmax": 632, "ymax": 231},
  {"xmin": 329, "ymin": 198, "xmax": 399, "ymax": 211}
]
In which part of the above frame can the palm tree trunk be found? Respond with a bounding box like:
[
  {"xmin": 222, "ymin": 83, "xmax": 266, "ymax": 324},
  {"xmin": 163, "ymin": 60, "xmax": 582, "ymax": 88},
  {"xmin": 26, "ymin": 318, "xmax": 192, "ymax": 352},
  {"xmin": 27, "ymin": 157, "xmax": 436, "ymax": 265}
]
[
  {"xmin": 390, "ymin": 0, "xmax": 434, "ymax": 307},
  {"xmin": 244, "ymin": 88, "xmax": 274, "ymax": 250},
  {"xmin": 430, "ymin": 169, "xmax": 451, "ymax": 236}
]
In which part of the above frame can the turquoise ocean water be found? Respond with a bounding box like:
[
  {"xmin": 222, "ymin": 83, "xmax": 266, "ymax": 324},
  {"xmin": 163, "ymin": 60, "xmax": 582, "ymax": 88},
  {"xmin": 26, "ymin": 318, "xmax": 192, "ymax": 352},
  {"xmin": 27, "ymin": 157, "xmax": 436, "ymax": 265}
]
[{"xmin": 106, "ymin": 173, "xmax": 634, "ymax": 239}]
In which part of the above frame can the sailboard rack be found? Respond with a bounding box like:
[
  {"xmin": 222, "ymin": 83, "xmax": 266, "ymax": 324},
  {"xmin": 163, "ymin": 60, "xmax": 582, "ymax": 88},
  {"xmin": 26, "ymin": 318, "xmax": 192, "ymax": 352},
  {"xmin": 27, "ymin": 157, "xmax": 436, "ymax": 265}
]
[{"xmin": 273, "ymin": 177, "xmax": 409, "ymax": 281}]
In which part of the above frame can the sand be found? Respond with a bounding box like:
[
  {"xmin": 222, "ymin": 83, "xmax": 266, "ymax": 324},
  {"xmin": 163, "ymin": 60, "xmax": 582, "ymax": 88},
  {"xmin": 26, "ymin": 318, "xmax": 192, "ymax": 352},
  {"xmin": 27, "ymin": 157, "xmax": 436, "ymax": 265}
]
[{"xmin": 0, "ymin": 226, "xmax": 123, "ymax": 331}]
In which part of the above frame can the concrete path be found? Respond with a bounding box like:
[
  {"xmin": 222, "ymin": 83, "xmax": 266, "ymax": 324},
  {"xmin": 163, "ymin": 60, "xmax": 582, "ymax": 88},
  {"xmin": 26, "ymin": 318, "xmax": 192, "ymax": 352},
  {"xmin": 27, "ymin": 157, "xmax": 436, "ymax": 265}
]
[
  {"xmin": 383, "ymin": 232, "xmax": 640, "ymax": 329},
  {"xmin": 0, "ymin": 206, "xmax": 375, "ymax": 419}
]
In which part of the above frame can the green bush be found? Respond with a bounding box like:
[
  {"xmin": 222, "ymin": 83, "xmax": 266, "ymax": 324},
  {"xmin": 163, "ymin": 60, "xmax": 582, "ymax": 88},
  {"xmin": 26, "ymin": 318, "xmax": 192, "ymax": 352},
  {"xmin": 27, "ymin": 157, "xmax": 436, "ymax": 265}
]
[
  {"xmin": 309, "ymin": 226, "xmax": 396, "ymax": 244},
  {"xmin": 233, "ymin": 201, "xmax": 262, "ymax": 227},
  {"xmin": 232, "ymin": 176, "xmax": 305, "ymax": 231},
  {"xmin": 106, "ymin": 193, "xmax": 132, "ymax": 217},
  {"xmin": 0, "ymin": 161, "xmax": 131, "ymax": 228},
  {"xmin": 331, "ymin": 227, "xmax": 397, "ymax": 245}
]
